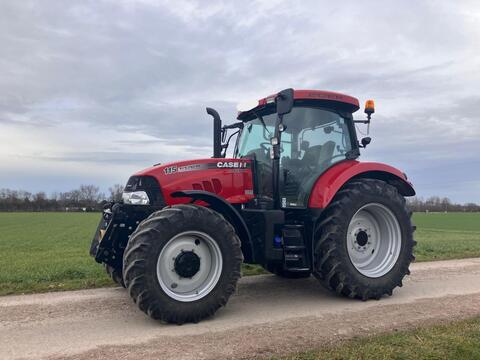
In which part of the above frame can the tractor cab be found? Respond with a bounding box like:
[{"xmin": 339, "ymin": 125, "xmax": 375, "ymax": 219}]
[{"xmin": 229, "ymin": 90, "xmax": 365, "ymax": 209}]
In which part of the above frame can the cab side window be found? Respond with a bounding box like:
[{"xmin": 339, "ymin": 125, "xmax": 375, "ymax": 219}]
[{"xmin": 280, "ymin": 107, "xmax": 353, "ymax": 207}]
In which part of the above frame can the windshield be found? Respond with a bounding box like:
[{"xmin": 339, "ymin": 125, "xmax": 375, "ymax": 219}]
[
  {"xmin": 235, "ymin": 107, "xmax": 353, "ymax": 162},
  {"xmin": 235, "ymin": 115, "xmax": 276, "ymax": 164}
]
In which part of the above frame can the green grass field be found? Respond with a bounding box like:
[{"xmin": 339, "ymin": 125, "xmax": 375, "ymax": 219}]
[
  {"xmin": 413, "ymin": 212, "xmax": 480, "ymax": 261},
  {"xmin": 0, "ymin": 213, "xmax": 111, "ymax": 295},
  {"xmin": 279, "ymin": 317, "xmax": 480, "ymax": 360},
  {"xmin": 0, "ymin": 212, "xmax": 479, "ymax": 296}
]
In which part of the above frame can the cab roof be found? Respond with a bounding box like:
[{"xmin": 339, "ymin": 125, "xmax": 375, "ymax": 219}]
[{"xmin": 237, "ymin": 89, "xmax": 360, "ymax": 121}]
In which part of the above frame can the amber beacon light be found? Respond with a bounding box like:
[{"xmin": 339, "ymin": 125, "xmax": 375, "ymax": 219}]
[{"xmin": 364, "ymin": 99, "xmax": 375, "ymax": 115}]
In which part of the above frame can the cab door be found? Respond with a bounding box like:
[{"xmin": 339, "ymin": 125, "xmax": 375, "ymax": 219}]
[{"xmin": 279, "ymin": 107, "xmax": 354, "ymax": 208}]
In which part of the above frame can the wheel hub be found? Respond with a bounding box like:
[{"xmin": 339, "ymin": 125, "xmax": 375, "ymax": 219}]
[
  {"xmin": 355, "ymin": 229, "xmax": 369, "ymax": 247},
  {"xmin": 174, "ymin": 251, "xmax": 201, "ymax": 278},
  {"xmin": 156, "ymin": 231, "xmax": 223, "ymax": 302},
  {"xmin": 351, "ymin": 227, "xmax": 373, "ymax": 253}
]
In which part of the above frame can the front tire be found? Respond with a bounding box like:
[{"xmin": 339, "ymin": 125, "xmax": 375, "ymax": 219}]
[
  {"xmin": 313, "ymin": 179, "xmax": 416, "ymax": 300},
  {"xmin": 104, "ymin": 264, "xmax": 125, "ymax": 288},
  {"xmin": 123, "ymin": 204, "xmax": 243, "ymax": 324}
]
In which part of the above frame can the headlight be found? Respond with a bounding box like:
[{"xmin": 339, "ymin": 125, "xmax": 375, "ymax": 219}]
[{"xmin": 122, "ymin": 191, "xmax": 150, "ymax": 205}]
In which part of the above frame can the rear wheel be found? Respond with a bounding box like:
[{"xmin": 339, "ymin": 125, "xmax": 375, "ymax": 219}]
[
  {"xmin": 313, "ymin": 179, "xmax": 416, "ymax": 300},
  {"xmin": 123, "ymin": 204, "xmax": 243, "ymax": 324}
]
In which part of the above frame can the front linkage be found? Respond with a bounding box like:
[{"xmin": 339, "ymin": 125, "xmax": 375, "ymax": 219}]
[{"xmin": 90, "ymin": 202, "xmax": 162, "ymax": 270}]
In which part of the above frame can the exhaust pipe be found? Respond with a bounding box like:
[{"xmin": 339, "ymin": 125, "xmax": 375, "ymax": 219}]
[{"xmin": 206, "ymin": 107, "xmax": 222, "ymax": 158}]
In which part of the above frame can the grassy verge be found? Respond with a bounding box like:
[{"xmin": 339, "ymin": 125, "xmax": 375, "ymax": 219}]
[
  {"xmin": 278, "ymin": 317, "xmax": 480, "ymax": 360},
  {"xmin": 413, "ymin": 212, "xmax": 480, "ymax": 261},
  {"xmin": 0, "ymin": 213, "xmax": 112, "ymax": 295},
  {"xmin": 0, "ymin": 212, "xmax": 479, "ymax": 295}
]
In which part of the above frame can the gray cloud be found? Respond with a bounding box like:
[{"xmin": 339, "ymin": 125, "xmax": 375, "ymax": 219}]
[
  {"xmin": 0, "ymin": 0, "xmax": 479, "ymax": 202},
  {"xmin": 15, "ymin": 151, "xmax": 163, "ymax": 164}
]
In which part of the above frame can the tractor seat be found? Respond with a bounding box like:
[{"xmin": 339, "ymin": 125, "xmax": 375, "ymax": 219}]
[
  {"xmin": 317, "ymin": 141, "xmax": 335, "ymax": 169},
  {"xmin": 301, "ymin": 141, "xmax": 336, "ymax": 171},
  {"xmin": 301, "ymin": 144, "xmax": 323, "ymax": 168}
]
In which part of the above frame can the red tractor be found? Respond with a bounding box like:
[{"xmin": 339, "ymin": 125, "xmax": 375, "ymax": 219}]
[{"xmin": 90, "ymin": 89, "xmax": 416, "ymax": 324}]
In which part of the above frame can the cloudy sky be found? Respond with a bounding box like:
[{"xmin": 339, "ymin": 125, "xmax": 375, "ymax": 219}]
[{"xmin": 1, "ymin": 0, "xmax": 479, "ymax": 203}]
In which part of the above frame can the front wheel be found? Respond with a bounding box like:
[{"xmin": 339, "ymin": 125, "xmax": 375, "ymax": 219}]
[
  {"xmin": 313, "ymin": 179, "xmax": 416, "ymax": 300},
  {"xmin": 123, "ymin": 204, "xmax": 243, "ymax": 324}
]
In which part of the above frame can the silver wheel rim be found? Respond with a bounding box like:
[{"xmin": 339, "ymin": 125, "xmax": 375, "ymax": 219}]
[
  {"xmin": 347, "ymin": 203, "xmax": 402, "ymax": 278},
  {"xmin": 156, "ymin": 231, "xmax": 223, "ymax": 302}
]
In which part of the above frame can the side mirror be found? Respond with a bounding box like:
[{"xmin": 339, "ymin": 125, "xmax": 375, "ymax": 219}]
[
  {"xmin": 361, "ymin": 137, "xmax": 372, "ymax": 148},
  {"xmin": 276, "ymin": 88, "xmax": 294, "ymax": 115}
]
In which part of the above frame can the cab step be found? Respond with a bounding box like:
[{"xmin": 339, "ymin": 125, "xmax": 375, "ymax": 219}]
[{"xmin": 282, "ymin": 225, "xmax": 310, "ymax": 272}]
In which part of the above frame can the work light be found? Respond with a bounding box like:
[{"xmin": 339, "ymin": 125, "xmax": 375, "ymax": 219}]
[{"xmin": 122, "ymin": 191, "xmax": 150, "ymax": 205}]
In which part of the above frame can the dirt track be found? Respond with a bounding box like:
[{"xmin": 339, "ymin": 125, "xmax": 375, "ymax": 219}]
[{"xmin": 2, "ymin": 258, "xmax": 480, "ymax": 360}]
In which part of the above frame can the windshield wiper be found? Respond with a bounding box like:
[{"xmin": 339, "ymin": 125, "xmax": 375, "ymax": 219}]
[{"xmin": 255, "ymin": 112, "xmax": 271, "ymax": 136}]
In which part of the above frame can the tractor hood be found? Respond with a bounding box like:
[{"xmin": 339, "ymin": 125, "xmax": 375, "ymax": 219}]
[{"xmin": 130, "ymin": 158, "xmax": 255, "ymax": 206}]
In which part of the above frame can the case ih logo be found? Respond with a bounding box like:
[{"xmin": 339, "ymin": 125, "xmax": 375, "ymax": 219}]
[{"xmin": 216, "ymin": 161, "xmax": 248, "ymax": 169}]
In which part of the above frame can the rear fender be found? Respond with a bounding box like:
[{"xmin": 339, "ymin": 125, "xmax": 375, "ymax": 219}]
[
  {"xmin": 308, "ymin": 161, "xmax": 415, "ymax": 209},
  {"xmin": 171, "ymin": 190, "xmax": 254, "ymax": 262}
]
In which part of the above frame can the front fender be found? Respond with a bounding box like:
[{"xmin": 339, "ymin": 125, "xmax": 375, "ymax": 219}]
[{"xmin": 308, "ymin": 160, "xmax": 415, "ymax": 209}]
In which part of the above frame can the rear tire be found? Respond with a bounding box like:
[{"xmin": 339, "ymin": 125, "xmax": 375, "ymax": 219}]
[
  {"xmin": 123, "ymin": 204, "xmax": 243, "ymax": 324},
  {"xmin": 313, "ymin": 179, "xmax": 416, "ymax": 300}
]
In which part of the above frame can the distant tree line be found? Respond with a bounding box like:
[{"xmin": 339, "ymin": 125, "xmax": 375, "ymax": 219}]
[
  {"xmin": 0, "ymin": 187, "xmax": 478, "ymax": 212},
  {"xmin": 0, "ymin": 184, "xmax": 124, "ymax": 212},
  {"xmin": 407, "ymin": 196, "xmax": 480, "ymax": 213}
]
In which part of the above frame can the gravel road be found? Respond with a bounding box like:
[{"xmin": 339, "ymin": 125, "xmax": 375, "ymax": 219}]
[{"xmin": 2, "ymin": 258, "xmax": 480, "ymax": 360}]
